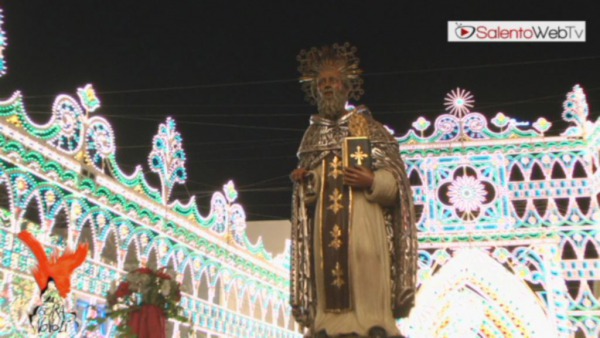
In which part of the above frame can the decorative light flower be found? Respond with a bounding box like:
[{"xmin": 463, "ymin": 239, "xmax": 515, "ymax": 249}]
[
  {"xmin": 96, "ymin": 214, "xmax": 106, "ymax": 227},
  {"xmin": 71, "ymin": 203, "xmax": 82, "ymax": 218},
  {"xmin": 15, "ymin": 177, "xmax": 28, "ymax": 193},
  {"xmin": 444, "ymin": 88, "xmax": 474, "ymax": 117},
  {"xmin": 533, "ymin": 118, "xmax": 552, "ymax": 135},
  {"xmin": 434, "ymin": 250, "xmax": 451, "ymax": 265},
  {"xmin": 412, "ymin": 116, "xmax": 431, "ymax": 132},
  {"xmin": 223, "ymin": 180, "xmax": 238, "ymax": 203},
  {"xmin": 492, "ymin": 248, "xmax": 510, "ymax": 263},
  {"xmin": 159, "ymin": 242, "xmax": 169, "ymax": 256},
  {"xmin": 119, "ymin": 226, "xmax": 129, "ymax": 240},
  {"xmin": 45, "ymin": 191, "xmax": 56, "ymax": 206},
  {"xmin": 491, "ymin": 112, "xmax": 510, "ymax": 128},
  {"xmin": 77, "ymin": 84, "xmax": 100, "ymax": 113},
  {"xmin": 447, "ymin": 175, "xmax": 487, "ymax": 213}
]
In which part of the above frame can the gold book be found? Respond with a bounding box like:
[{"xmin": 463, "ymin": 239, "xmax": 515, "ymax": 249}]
[{"xmin": 343, "ymin": 137, "xmax": 371, "ymax": 169}]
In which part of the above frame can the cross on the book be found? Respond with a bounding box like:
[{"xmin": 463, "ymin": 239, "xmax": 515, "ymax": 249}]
[{"xmin": 350, "ymin": 145, "xmax": 369, "ymax": 165}]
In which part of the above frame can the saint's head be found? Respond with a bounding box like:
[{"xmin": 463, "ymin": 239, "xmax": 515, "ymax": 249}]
[{"xmin": 297, "ymin": 43, "xmax": 364, "ymax": 119}]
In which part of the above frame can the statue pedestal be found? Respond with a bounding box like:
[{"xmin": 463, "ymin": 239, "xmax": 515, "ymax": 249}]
[{"xmin": 128, "ymin": 304, "xmax": 166, "ymax": 338}]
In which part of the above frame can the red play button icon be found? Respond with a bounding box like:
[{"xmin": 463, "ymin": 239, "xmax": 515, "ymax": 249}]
[{"xmin": 455, "ymin": 25, "xmax": 475, "ymax": 39}]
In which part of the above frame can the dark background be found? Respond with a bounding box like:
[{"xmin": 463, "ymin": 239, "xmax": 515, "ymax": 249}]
[{"xmin": 1, "ymin": 1, "xmax": 598, "ymax": 220}]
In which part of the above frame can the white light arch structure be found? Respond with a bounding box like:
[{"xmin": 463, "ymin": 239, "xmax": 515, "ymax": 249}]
[
  {"xmin": 398, "ymin": 85, "xmax": 599, "ymax": 338},
  {"xmin": 408, "ymin": 248, "xmax": 557, "ymax": 337}
]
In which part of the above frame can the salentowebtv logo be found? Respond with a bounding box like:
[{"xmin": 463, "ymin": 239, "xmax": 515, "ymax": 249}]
[{"xmin": 448, "ymin": 21, "xmax": 586, "ymax": 42}]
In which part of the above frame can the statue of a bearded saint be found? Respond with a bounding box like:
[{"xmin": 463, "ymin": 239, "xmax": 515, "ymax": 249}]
[{"xmin": 289, "ymin": 43, "xmax": 418, "ymax": 338}]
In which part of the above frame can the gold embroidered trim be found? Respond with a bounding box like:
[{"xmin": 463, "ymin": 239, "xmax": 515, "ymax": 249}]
[
  {"xmin": 332, "ymin": 262, "xmax": 345, "ymax": 288},
  {"xmin": 329, "ymin": 225, "xmax": 342, "ymax": 250},
  {"xmin": 327, "ymin": 188, "xmax": 343, "ymax": 214},
  {"xmin": 328, "ymin": 156, "xmax": 343, "ymax": 179}
]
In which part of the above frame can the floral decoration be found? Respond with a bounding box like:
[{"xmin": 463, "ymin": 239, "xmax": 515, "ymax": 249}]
[
  {"xmin": 447, "ymin": 175, "xmax": 487, "ymax": 213},
  {"xmin": 437, "ymin": 166, "xmax": 496, "ymax": 221},
  {"xmin": 491, "ymin": 112, "xmax": 510, "ymax": 128},
  {"xmin": 533, "ymin": 117, "xmax": 552, "ymax": 134},
  {"xmin": 412, "ymin": 116, "xmax": 431, "ymax": 132},
  {"xmin": 77, "ymin": 84, "xmax": 101, "ymax": 113},
  {"xmin": 89, "ymin": 267, "xmax": 186, "ymax": 337}
]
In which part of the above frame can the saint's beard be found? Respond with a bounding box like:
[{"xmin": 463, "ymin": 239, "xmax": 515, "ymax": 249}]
[{"xmin": 317, "ymin": 91, "xmax": 347, "ymax": 119}]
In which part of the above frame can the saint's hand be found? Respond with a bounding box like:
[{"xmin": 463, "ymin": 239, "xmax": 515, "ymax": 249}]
[
  {"xmin": 344, "ymin": 166, "xmax": 374, "ymax": 190},
  {"xmin": 290, "ymin": 168, "xmax": 309, "ymax": 183}
]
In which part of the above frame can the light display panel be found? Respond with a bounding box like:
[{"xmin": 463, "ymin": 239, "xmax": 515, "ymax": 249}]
[
  {"xmin": 398, "ymin": 86, "xmax": 599, "ymax": 338},
  {"xmin": 0, "ymin": 85, "xmax": 297, "ymax": 336}
]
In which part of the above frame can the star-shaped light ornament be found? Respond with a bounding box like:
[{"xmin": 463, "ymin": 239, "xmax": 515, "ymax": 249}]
[{"xmin": 444, "ymin": 88, "xmax": 474, "ymax": 118}]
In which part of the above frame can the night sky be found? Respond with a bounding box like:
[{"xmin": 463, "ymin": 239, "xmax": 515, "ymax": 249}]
[{"xmin": 1, "ymin": 1, "xmax": 598, "ymax": 220}]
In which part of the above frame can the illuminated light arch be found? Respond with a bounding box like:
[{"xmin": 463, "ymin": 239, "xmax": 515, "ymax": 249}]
[
  {"xmin": 145, "ymin": 244, "xmax": 161, "ymax": 270},
  {"xmin": 154, "ymin": 237, "xmax": 176, "ymax": 268},
  {"xmin": 189, "ymin": 256, "xmax": 204, "ymax": 285},
  {"xmin": 408, "ymin": 249, "xmax": 557, "ymax": 337},
  {"xmin": 18, "ymin": 190, "xmax": 42, "ymax": 221},
  {"xmin": 225, "ymin": 280, "xmax": 240, "ymax": 312},
  {"xmin": 181, "ymin": 262, "xmax": 198, "ymax": 298},
  {"xmin": 399, "ymin": 86, "xmax": 598, "ymax": 337},
  {"xmin": 195, "ymin": 267, "xmax": 210, "ymax": 299},
  {"xmin": 159, "ymin": 242, "xmax": 179, "ymax": 269},
  {"xmin": 235, "ymin": 276, "xmax": 250, "ymax": 313},
  {"xmin": 99, "ymin": 225, "xmax": 120, "ymax": 265},
  {"xmin": 118, "ymin": 221, "xmax": 138, "ymax": 249}
]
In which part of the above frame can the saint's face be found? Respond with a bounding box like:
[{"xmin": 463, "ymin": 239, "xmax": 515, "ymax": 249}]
[{"xmin": 317, "ymin": 68, "xmax": 345, "ymax": 101}]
